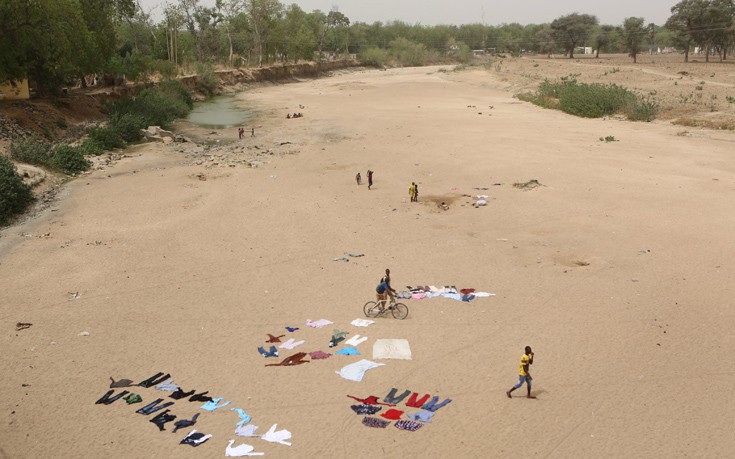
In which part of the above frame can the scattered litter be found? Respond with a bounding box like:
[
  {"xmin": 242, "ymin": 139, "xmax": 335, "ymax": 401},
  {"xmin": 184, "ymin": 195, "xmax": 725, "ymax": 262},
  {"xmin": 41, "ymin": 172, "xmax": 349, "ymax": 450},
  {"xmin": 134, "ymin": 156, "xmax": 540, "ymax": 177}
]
[
  {"xmin": 333, "ymin": 257, "xmax": 350, "ymax": 262},
  {"xmin": 513, "ymin": 179, "xmax": 543, "ymax": 190},
  {"xmin": 373, "ymin": 339, "xmax": 412, "ymax": 360},
  {"xmin": 15, "ymin": 322, "xmax": 32, "ymax": 331},
  {"xmin": 475, "ymin": 200, "xmax": 487, "ymax": 207},
  {"xmin": 68, "ymin": 292, "xmax": 79, "ymax": 300},
  {"xmin": 639, "ymin": 249, "xmax": 651, "ymax": 254},
  {"xmin": 345, "ymin": 253, "xmax": 364, "ymax": 257},
  {"xmin": 79, "ymin": 331, "xmax": 90, "ymax": 337}
]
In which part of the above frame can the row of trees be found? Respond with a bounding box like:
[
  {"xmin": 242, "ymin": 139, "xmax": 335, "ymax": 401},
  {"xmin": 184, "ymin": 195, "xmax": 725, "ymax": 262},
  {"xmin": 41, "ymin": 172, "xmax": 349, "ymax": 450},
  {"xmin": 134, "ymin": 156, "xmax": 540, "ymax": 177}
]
[{"xmin": 1, "ymin": 0, "xmax": 734, "ymax": 94}]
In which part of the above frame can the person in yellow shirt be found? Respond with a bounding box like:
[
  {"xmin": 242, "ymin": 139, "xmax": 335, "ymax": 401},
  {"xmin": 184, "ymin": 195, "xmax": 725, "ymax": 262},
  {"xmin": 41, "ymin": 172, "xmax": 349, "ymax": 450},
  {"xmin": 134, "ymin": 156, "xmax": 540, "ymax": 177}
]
[
  {"xmin": 409, "ymin": 183, "xmax": 415, "ymax": 202},
  {"xmin": 506, "ymin": 346, "xmax": 535, "ymax": 399}
]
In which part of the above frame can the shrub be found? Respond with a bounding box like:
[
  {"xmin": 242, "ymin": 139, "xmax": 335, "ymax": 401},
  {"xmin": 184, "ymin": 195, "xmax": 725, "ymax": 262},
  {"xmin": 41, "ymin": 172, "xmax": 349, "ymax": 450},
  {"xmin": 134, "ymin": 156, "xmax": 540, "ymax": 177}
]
[
  {"xmin": 110, "ymin": 112, "xmax": 146, "ymax": 142},
  {"xmin": 627, "ymin": 98, "xmax": 659, "ymax": 122},
  {"xmin": 77, "ymin": 139, "xmax": 104, "ymax": 156},
  {"xmin": 109, "ymin": 88, "xmax": 189, "ymax": 129},
  {"xmin": 89, "ymin": 126, "xmax": 125, "ymax": 150},
  {"xmin": 50, "ymin": 145, "xmax": 91, "ymax": 174},
  {"xmin": 195, "ymin": 63, "xmax": 219, "ymax": 96},
  {"xmin": 389, "ymin": 38, "xmax": 429, "ymax": 67},
  {"xmin": 0, "ymin": 155, "xmax": 34, "ymax": 225},
  {"xmin": 9, "ymin": 135, "xmax": 52, "ymax": 166},
  {"xmin": 361, "ymin": 47, "xmax": 390, "ymax": 67},
  {"xmin": 158, "ymin": 79, "xmax": 193, "ymax": 109}
]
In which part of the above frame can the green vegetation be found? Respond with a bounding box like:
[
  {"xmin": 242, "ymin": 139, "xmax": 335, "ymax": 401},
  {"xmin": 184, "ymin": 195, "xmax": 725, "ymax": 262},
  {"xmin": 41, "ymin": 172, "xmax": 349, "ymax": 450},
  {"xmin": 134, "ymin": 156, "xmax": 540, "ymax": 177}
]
[
  {"xmin": 517, "ymin": 75, "xmax": 658, "ymax": 121},
  {"xmin": 9, "ymin": 136, "xmax": 89, "ymax": 175},
  {"xmin": 0, "ymin": 155, "xmax": 34, "ymax": 226}
]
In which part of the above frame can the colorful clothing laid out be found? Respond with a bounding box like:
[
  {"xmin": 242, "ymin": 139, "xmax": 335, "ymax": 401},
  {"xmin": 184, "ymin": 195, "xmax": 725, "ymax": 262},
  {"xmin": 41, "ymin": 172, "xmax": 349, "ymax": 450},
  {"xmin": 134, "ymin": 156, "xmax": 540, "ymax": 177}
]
[
  {"xmin": 407, "ymin": 410, "xmax": 435, "ymax": 423},
  {"xmin": 137, "ymin": 372, "xmax": 171, "ymax": 388},
  {"xmin": 350, "ymin": 319, "xmax": 375, "ymax": 327},
  {"xmin": 265, "ymin": 352, "xmax": 310, "ymax": 367},
  {"xmin": 235, "ymin": 424, "xmax": 260, "ymax": 437},
  {"xmin": 260, "ymin": 424, "xmax": 292, "ymax": 446},
  {"xmin": 231, "ymin": 408, "xmax": 252, "ymax": 426},
  {"xmin": 362, "ymin": 417, "xmax": 390, "ymax": 428},
  {"xmin": 180, "ymin": 430, "xmax": 212, "ymax": 447},
  {"xmin": 279, "ymin": 338, "xmax": 305, "ymax": 350},
  {"xmin": 136, "ymin": 398, "xmax": 173, "ymax": 415},
  {"xmin": 96, "ymin": 389, "xmax": 129, "ymax": 405},
  {"xmin": 266, "ymin": 334, "xmax": 285, "ymax": 343},
  {"xmin": 150, "ymin": 409, "xmax": 177, "ymax": 431},
  {"xmin": 345, "ymin": 335, "xmax": 368, "ymax": 346},
  {"xmin": 155, "ymin": 379, "xmax": 179, "ymax": 391},
  {"xmin": 346, "ymin": 395, "xmax": 395, "ymax": 406},
  {"xmin": 384, "ymin": 388, "xmax": 411, "ymax": 404},
  {"xmin": 225, "ymin": 440, "xmax": 265, "ymax": 457},
  {"xmin": 173, "ymin": 413, "xmax": 199, "ymax": 433},
  {"xmin": 124, "ymin": 393, "xmax": 142, "ymax": 405},
  {"xmin": 422, "ymin": 396, "xmax": 452, "ymax": 412},
  {"xmin": 201, "ymin": 397, "xmax": 231, "ymax": 412},
  {"xmin": 109, "ymin": 377, "xmax": 134, "ymax": 388},
  {"xmin": 285, "ymin": 326, "xmax": 299, "ymax": 332},
  {"xmin": 336, "ymin": 359, "xmax": 385, "ymax": 382},
  {"xmin": 309, "ymin": 350, "xmax": 332, "ymax": 360},
  {"xmin": 395, "ymin": 420, "xmax": 424, "ymax": 432},
  {"xmin": 336, "ymin": 347, "xmax": 360, "ymax": 356},
  {"xmin": 380, "ymin": 409, "xmax": 404, "ymax": 420},
  {"xmin": 306, "ymin": 319, "xmax": 333, "ymax": 328},
  {"xmin": 405, "ymin": 392, "xmax": 430, "ymax": 408},
  {"xmin": 257, "ymin": 346, "xmax": 279, "ymax": 358},
  {"xmin": 351, "ymin": 404, "xmax": 382, "ymax": 415}
]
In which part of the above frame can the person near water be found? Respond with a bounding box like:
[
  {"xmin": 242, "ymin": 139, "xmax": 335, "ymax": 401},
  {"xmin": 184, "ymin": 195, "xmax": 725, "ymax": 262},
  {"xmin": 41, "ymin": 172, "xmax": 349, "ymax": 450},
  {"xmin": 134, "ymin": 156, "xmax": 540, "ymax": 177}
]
[
  {"xmin": 367, "ymin": 170, "xmax": 373, "ymax": 190},
  {"xmin": 506, "ymin": 346, "xmax": 535, "ymax": 399}
]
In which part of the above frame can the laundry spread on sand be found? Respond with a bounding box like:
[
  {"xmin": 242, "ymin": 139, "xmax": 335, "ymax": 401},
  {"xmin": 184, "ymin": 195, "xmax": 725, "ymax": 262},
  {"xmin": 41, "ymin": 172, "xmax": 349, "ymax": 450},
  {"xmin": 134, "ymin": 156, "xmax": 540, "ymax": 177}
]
[
  {"xmin": 395, "ymin": 420, "xmax": 424, "ymax": 432},
  {"xmin": 336, "ymin": 346, "xmax": 360, "ymax": 355},
  {"xmin": 373, "ymin": 339, "xmax": 412, "ymax": 360},
  {"xmin": 336, "ymin": 360, "xmax": 385, "ymax": 382},
  {"xmin": 345, "ymin": 335, "xmax": 368, "ymax": 346},
  {"xmin": 231, "ymin": 408, "xmax": 252, "ymax": 426},
  {"xmin": 350, "ymin": 318, "xmax": 375, "ymax": 327},
  {"xmin": 155, "ymin": 379, "xmax": 179, "ymax": 391},
  {"xmin": 384, "ymin": 388, "xmax": 411, "ymax": 404},
  {"xmin": 380, "ymin": 409, "xmax": 404, "ymax": 420},
  {"xmin": 309, "ymin": 350, "xmax": 332, "ymax": 360},
  {"xmin": 362, "ymin": 417, "xmax": 390, "ymax": 428},
  {"xmin": 347, "ymin": 388, "xmax": 451, "ymax": 432},
  {"xmin": 258, "ymin": 346, "xmax": 279, "ymax": 358},
  {"xmin": 266, "ymin": 333, "xmax": 285, "ymax": 343},
  {"xmin": 351, "ymin": 404, "xmax": 382, "ymax": 415},
  {"xmin": 201, "ymin": 397, "xmax": 231, "ymax": 412},
  {"xmin": 346, "ymin": 395, "xmax": 395, "ymax": 406},
  {"xmin": 266, "ymin": 352, "xmax": 310, "ymax": 367},
  {"xmin": 180, "ymin": 430, "xmax": 212, "ymax": 447},
  {"xmin": 279, "ymin": 338, "xmax": 305, "ymax": 350},
  {"xmin": 407, "ymin": 410, "xmax": 435, "ymax": 423},
  {"xmin": 401, "ymin": 285, "xmax": 495, "ymax": 302},
  {"xmin": 306, "ymin": 319, "xmax": 333, "ymax": 328},
  {"xmin": 225, "ymin": 440, "xmax": 265, "ymax": 457},
  {"xmin": 235, "ymin": 424, "xmax": 260, "ymax": 437},
  {"xmin": 260, "ymin": 424, "xmax": 292, "ymax": 446}
]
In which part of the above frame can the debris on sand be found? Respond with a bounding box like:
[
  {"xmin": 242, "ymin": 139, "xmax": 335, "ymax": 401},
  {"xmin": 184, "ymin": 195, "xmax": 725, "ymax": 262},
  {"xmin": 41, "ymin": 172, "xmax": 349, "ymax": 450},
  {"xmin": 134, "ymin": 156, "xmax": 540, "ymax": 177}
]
[
  {"xmin": 513, "ymin": 179, "xmax": 543, "ymax": 190},
  {"xmin": 16, "ymin": 322, "xmax": 32, "ymax": 331}
]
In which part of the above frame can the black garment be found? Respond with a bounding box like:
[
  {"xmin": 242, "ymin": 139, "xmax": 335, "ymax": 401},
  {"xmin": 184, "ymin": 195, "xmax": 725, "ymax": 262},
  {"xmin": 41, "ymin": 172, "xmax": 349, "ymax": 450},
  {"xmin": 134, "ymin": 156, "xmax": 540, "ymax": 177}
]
[
  {"xmin": 150, "ymin": 409, "xmax": 177, "ymax": 431},
  {"xmin": 96, "ymin": 389, "xmax": 129, "ymax": 405},
  {"xmin": 136, "ymin": 398, "xmax": 174, "ymax": 415},
  {"xmin": 384, "ymin": 388, "xmax": 411, "ymax": 404},
  {"xmin": 189, "ymin": 391, "xmax": 213, "ymax": 403},
  {"xmin": 169, "ymin": 388, "xmax": 195, "ymax": 400},
  {"xmin": 109, "ymin": 377, "xmax": 134, "ymax": 388},
  {"xmin": 172, "ymin": 413, "xmax": 199, "ymax": 433},
  {"xmin": 180, "ymin": 431, "xmax": 211, "ymax": 447},
  {"xmin": 137, "ymin": 372, "xmax": 171, "ymax": 388},
  {"xmin": 351, "ymin": 404, "xmax": 382, "ymax": 415},
  {"xmin": 329, "ymin": 336, "xmax": 345, "ymax": 348}
]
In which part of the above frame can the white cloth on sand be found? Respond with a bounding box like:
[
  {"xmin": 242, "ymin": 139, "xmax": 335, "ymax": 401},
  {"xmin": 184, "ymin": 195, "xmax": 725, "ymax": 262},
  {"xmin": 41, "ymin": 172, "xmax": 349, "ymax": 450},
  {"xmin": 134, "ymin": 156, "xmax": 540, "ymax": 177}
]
[
  {"xmin": 306, "ymin": 319, "xmax": 333, "ymax": 328},
  {"xmin": 279, "ymin": 338, "xmax": 305, "ymax": 349},
  {"xmin": 373, "ymin": 339, "xmax": 412, "ymax": 360},
  {"xmin": 335, "ymin": 359, "xmax": 385, "ymax": 382},
  {"xmin": 260, "ymin": 424, "xmax": 292, "ymax": 446},
  {"xmin": 350, "ymin": 318, "xmax": 375, "ymax": 327},
  {"xmin": 235, "ymin": 424, "xmax": 260, "ymax": 437},
  {"xmin": 345, "ymin": 335, "xmax": 368, "ymax": 346}
]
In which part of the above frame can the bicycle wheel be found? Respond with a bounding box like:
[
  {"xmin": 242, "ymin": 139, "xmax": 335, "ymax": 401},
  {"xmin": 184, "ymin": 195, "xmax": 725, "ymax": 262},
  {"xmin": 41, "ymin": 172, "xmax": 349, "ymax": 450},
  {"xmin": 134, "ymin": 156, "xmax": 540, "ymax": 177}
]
[
  {"xmin": 391, "ymin": 302, "xmax": 409, "ymax": 320},
  {"xmin": 364, "ymin": 301, "xmax": 381, "ymax": 318}
]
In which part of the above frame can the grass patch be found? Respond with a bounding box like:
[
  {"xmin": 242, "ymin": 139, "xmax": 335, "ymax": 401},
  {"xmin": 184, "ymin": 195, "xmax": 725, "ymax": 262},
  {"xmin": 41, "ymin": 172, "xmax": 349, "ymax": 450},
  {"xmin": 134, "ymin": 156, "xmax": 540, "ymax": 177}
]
[
  {"xmin": 0, "ymin": 155, "xmax": 35, "ymax": 225},
  {"xmin": 516, "ymin": 75, "xmax": 658, "ymax": 121},
  {"xmin": 673, "ymin": 117, "xmax": 735, "ymax": 130}
]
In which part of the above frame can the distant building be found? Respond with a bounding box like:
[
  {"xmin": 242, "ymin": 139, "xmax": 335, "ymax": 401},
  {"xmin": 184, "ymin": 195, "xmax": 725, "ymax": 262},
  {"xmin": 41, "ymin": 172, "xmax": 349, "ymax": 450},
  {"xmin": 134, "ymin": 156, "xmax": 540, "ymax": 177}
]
[{"xmin": 0, "ymin": 79, "xmax": 30, "ymax": 100}]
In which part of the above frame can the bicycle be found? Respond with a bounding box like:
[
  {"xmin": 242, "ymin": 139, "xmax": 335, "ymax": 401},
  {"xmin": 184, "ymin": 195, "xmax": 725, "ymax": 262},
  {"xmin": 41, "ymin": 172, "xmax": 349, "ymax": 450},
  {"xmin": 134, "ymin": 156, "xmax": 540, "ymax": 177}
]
[{"xmin": 363, "ymin": 296, "xmax": 409, "ymax": 320}]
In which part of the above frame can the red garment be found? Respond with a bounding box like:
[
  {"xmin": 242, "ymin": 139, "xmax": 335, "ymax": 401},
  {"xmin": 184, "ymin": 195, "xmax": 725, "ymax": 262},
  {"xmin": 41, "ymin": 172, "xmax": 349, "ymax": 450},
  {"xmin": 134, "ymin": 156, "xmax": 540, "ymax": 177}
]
[
  {"xmin": 459, "ymin": 288, "xmax": 475, "ymax": 294},
  {"xmin": 347, "ymin": 395, "xmax": 395, "ymax": 406},
  {"xmin": 405, "ymin": 392, "xmax": 430, "ymax": 408},
  {"xmin": 309, "ymin": 350, "xmax": 332, "ymax": 360},
  {"xmin": 380, "ymin": 409, "xmax": 404, "ymax": 420}
]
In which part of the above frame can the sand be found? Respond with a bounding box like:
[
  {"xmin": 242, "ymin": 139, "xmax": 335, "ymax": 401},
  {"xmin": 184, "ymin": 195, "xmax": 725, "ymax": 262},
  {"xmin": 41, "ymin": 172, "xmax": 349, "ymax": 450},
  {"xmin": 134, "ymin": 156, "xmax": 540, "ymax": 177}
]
[{"xmin": 2, "ymin": 62, "xmax": 735, "ymax": 458}]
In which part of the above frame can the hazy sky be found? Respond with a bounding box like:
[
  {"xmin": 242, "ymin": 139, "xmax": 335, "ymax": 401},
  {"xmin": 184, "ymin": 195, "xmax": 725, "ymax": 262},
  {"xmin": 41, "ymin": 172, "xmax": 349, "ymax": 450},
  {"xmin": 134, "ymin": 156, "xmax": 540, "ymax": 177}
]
[{"xmin": 139, "ymin": 0, "xmax": 678, "ymax": 26}]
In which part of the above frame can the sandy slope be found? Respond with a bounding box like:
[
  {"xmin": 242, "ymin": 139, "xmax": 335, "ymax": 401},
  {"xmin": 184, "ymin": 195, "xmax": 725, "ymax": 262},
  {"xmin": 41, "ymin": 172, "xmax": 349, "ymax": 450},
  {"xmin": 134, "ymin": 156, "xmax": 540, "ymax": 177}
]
[{"xmin": 1, "ymin": 65, "xmax": 735, "ymax": 458}]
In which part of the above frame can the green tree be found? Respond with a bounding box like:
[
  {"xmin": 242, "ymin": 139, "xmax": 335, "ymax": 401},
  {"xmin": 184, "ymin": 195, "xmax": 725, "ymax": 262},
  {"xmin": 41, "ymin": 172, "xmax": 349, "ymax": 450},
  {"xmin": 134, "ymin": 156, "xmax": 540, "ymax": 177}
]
[
  {"xmin": 535, "ymin": 27, "xmax": 556, "ymax": 57},
  {"xmin": 245, "ymin": 0, "xmax": 282, "ymax": 66},
  {"xmin": 550, "ymin": 13, "xmax": 599, "ymax": 58},
  {"xmin": 666, "ymin": 0, "xmax": 710, "ymax": 62},
  {"xmin": 622, "ymin": 17, "xmax": 647, "ymax": 62},
  {"xmin": 594, "ymin": 25, "xmax": 616, "ymax": 57}
]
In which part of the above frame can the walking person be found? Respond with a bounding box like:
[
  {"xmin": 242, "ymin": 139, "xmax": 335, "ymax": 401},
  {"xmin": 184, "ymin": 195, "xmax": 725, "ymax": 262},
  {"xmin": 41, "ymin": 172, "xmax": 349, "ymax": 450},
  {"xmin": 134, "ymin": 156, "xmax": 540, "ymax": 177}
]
[
  {"xmin": 413, "ymin": 182, "xmax": 419, "ymax": 202},
  {"xmin": 356, "ymin": 172, "xmax": 361, "ymax": 185},
  {"xmin": 409, "ymin": 182, "xmax": 415, "ymax": 202},
  {"xmin": 367, "ymin": 170, "xmax": 373, "ymax": 190},
  {"xmin": 506, "ymin": 346, "xmax": 535, "ymax": 399},
  {"xmin": 251, "ymin": 127, "xmax": 254, "ymax": 137}
]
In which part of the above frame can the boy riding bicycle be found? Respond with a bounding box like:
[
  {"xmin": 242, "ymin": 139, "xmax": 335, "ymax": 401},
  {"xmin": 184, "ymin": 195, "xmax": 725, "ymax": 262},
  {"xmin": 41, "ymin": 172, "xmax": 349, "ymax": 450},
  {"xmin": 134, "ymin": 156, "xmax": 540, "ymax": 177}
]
[{"xmin": 375, "ymin": 268, "xmax": 396, "ymax": 309}]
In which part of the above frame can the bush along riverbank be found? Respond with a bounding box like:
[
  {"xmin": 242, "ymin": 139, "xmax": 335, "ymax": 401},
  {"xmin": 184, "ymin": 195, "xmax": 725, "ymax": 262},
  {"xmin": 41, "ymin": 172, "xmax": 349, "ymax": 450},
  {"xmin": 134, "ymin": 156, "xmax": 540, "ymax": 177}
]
[{"xmin": 1, "ymin": 79, "xmax": 194, "ymax": 226}]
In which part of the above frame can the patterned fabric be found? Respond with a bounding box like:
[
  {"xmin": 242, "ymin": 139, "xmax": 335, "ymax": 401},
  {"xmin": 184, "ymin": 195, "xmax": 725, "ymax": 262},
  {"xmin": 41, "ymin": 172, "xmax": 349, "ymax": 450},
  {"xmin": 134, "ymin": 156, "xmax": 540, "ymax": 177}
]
[
  {"xmin": 362, "ymin": 416, "xmax": 390, "ymax": 428},
  {"xmin": 351, "ymin": 404, "xmax": 382, "ymax": 415},
  {"xmin": 395, "ymin": 420, "xmax": 423, "ymax": 432}
]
